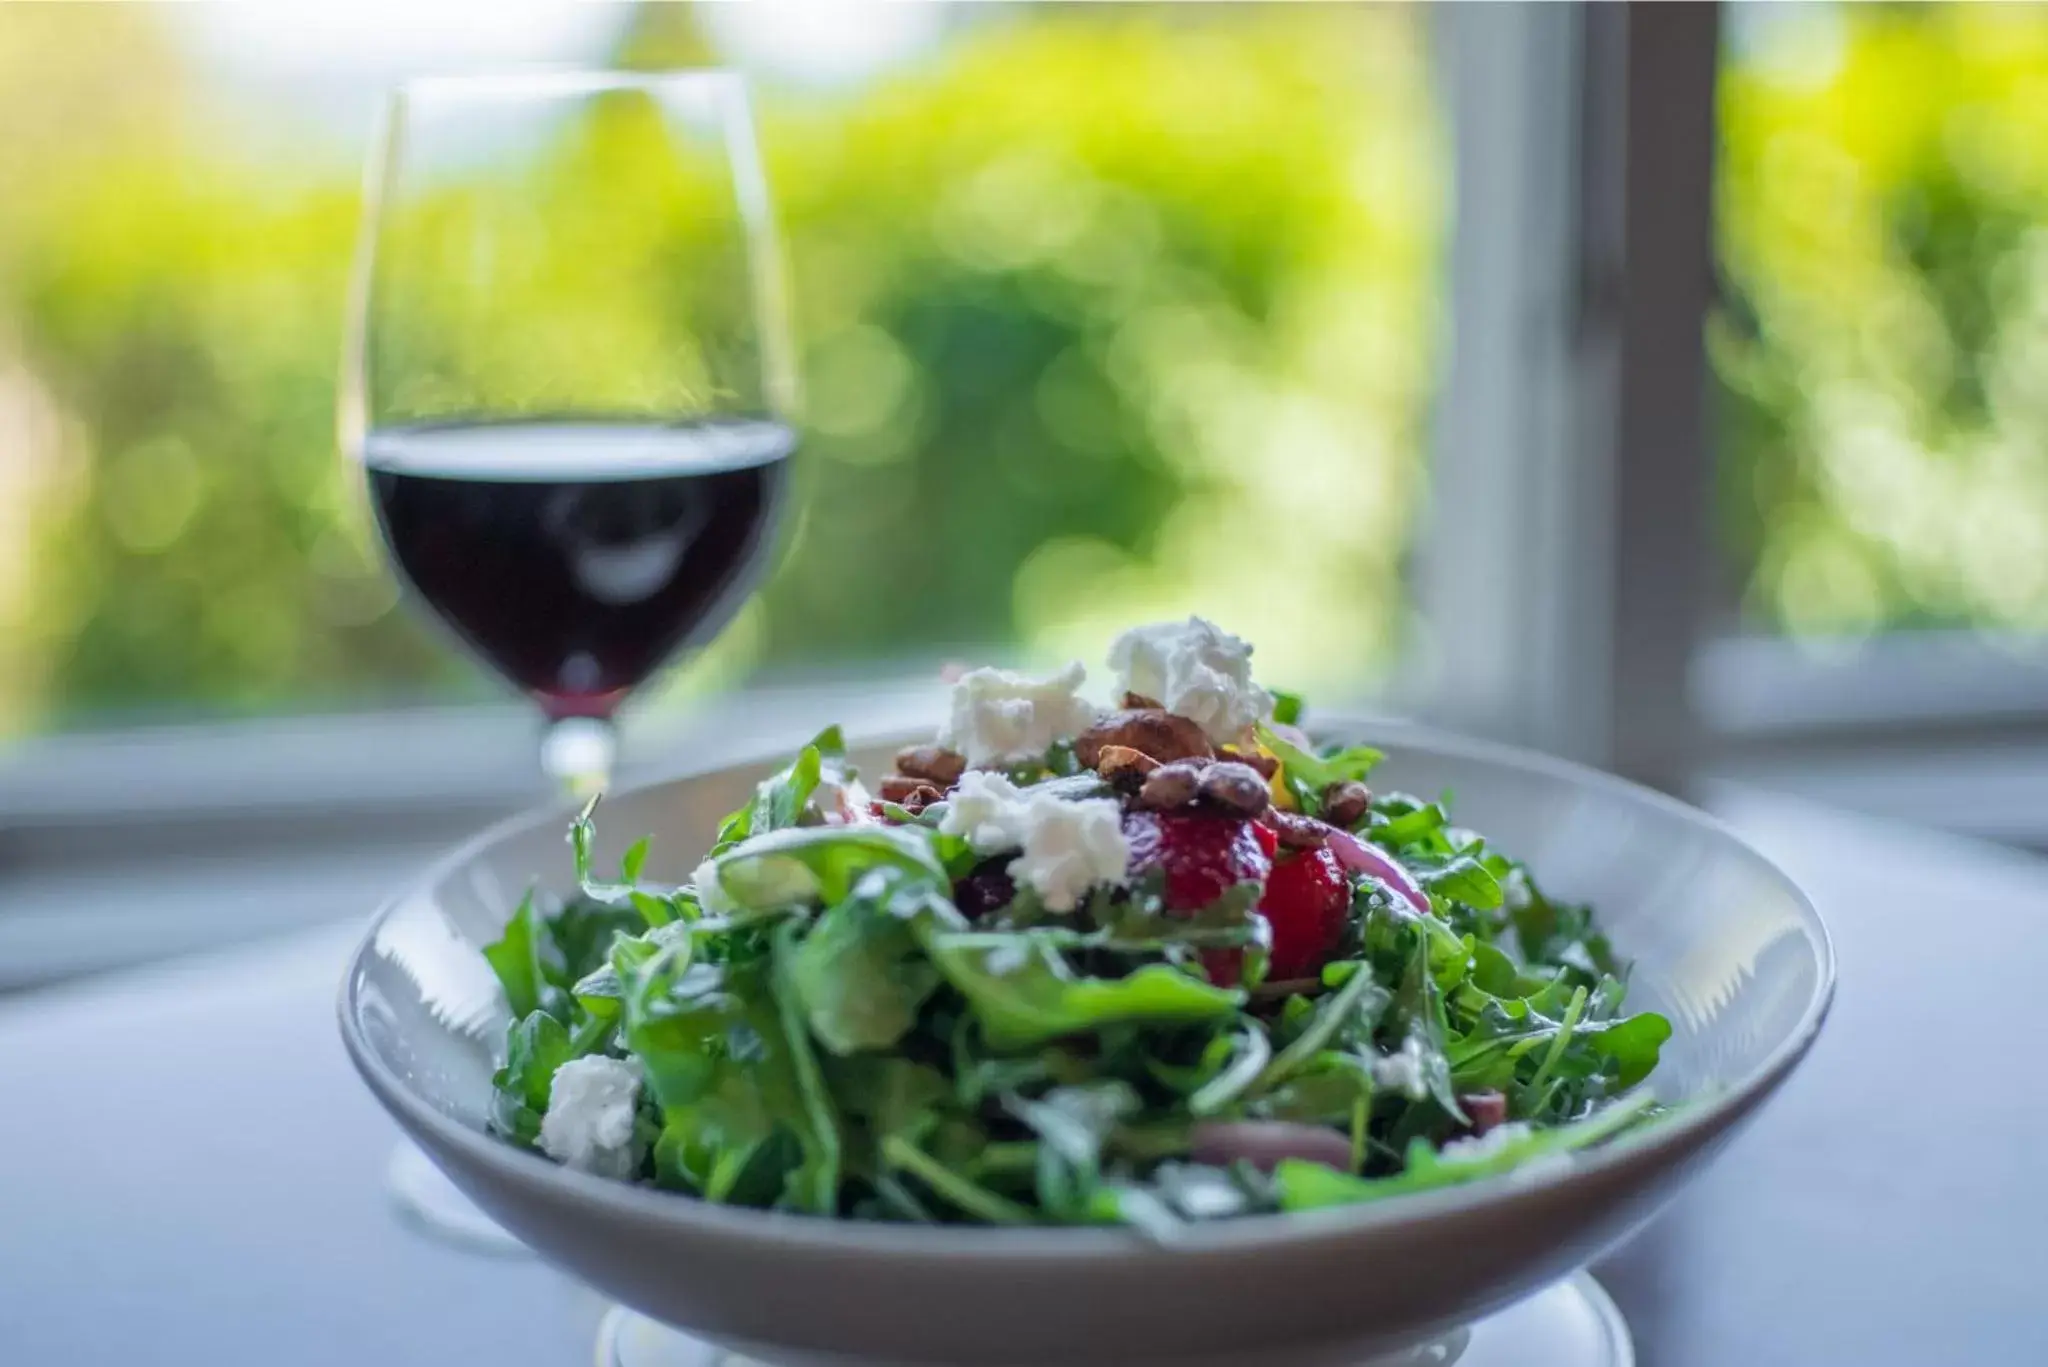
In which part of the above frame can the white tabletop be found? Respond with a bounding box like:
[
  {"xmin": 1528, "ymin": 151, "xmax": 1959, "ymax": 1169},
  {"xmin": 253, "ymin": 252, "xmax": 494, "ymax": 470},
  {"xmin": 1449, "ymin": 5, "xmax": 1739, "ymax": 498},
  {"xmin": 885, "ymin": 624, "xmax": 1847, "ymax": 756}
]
[{"xmin": 2, "ymin": 783, "xmax": 2041, "ymax": 1366}]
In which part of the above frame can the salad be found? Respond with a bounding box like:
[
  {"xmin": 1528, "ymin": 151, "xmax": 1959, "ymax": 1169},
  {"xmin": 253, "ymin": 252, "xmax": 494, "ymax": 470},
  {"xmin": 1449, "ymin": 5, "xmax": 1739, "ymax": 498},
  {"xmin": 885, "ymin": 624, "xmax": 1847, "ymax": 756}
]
[{"xmin": 483, "ymin": 618, "xmax": 1670, "ymax": 1230}]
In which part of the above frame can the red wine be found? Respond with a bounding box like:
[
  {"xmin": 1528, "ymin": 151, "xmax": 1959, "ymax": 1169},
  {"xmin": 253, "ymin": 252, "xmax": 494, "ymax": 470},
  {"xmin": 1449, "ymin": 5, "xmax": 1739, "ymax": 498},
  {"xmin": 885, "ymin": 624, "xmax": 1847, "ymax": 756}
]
[{"xmin": 363, "ymin": 420, "xmax": 793, "ymax": 718}]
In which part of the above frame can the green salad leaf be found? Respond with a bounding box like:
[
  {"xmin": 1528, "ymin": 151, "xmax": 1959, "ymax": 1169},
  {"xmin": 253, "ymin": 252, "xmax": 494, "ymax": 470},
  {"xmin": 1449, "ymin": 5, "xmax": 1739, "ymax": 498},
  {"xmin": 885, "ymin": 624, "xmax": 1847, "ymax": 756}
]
[{"xmin": 925, "ymin": 931, "xmax": 1244, "ymax": 1049}]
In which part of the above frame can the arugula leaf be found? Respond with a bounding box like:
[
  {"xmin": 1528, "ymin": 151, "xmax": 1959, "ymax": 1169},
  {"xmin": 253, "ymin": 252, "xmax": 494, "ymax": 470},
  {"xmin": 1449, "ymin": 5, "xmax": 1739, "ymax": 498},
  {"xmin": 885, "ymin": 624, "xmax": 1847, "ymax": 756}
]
[
  {"xmin": 714, "ymin": 725, "xmax": 845, "ymax": 851},
  {"xmin": 491, "ymin": 1009, "xmax": 573, "ymax": 1144},
  {"xmin": 1274, "ymin": 1089, "xmax": 1659, "ymax": 1209},
  {"xmin": 768, "ymin": 924, "xmax": 844, "ymax": 1213},
  {"xmin": 616, "ymin": 928, "xmax": 842, "ymax": 1213},
  {"xmin": 1373, "ymin": 801, "xmax": 1449, "ymax": 851},
  {"xmin": 925, "ymin": 931, "xmax": 1244, "ymax": 1049},
  {"xmin": 482, "ymin": 892, "xmax": 545, "ymax": 1020},
  {"xmin": 1187, "ymin": 1024, "xmax": 1274, "ymax": 1115},
  {"xmin": 570, "ymin": 962, "xmax": 624, "ymax": 1022},
  {"xmin": 565, "ymin": 800, "xmax": 691, "ymax": 929},
  {"xmin": 1254, "ymin": 1058, "xmax": 1376, "ymax": 1126},
  {"xmin": 1510, "ymin": 875, "xmax": 1619, "ymax": 979},
  {"xmin": 1254, "ymin": 724, "xmax": 1384, "ymax": 799},
  {"xmin": 1391, "ymin": 926, "xmax": 1467, "ymax": 1124},
  {"xmin": 545, "ymin": 898, "xmax": 645, "ymax": 986},
  {"xmin": 1419, "ymin": 856, "xmax": 1504, "ymax": 912},
  {"xmin": 882, "ymin": 1135, "xmax": 1035, "ymax": 1225},
  {"xmin": 1587, "ymin": 1011, "xmax": 1672, "ymax": 1089},
  {"xmin": 827, "ymin": 1055, "xmax": 950, "ymax": 1147},
  {"xmin": 1004, "ymin": 1081, "xmax": 1139, "ymax": 1221},
  {"xmin": 700, "ymin": 824, "xmax": 947, "ymax": 917},
  {"xmin": 1269, "ymin": 689, "xmax": 1305, "ymax": 726},
  {"xmin": 790, "ymin": 869, "xmax": 957, "ymax": 1056},
  {"xmin": 1254, "ymin": 961, "xmax": 1391, "ymax": 1092}
]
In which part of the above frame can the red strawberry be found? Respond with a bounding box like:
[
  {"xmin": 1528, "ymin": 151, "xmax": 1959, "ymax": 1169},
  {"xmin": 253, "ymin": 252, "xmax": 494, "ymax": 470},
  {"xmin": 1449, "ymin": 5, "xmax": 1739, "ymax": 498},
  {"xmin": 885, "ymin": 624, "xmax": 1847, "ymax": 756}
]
[
  {"xmin": 1124, "ymin": 810, "xmax": 1274, "ymax": 911},
  {"xmin": 1124, "ymin": 810, "xmax": 1274, "ymax": 986},
  {"xmin": 1259, "ymin": 844, "xmax": 1350, "ymax": 980}
]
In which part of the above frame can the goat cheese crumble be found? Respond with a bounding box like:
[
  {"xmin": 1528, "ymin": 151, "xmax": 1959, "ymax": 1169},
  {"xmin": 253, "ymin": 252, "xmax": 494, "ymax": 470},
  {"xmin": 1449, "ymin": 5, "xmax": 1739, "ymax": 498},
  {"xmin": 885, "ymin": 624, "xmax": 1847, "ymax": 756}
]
[
  {"xmin": 1371, "ymin": 1035, "xmax": 1431, "ymax": 1100},
  {"xmin": 938, "ymin": 661, "xmax": 1100, "ymax": 767},
  {"xmin": 1107, "ymin": 617, "xmax": 1272, "ymax": 746},
  {"xmin": 539, "ymin": 1056, "xmax": 644, "ymax": 1179},
  {"xmin": 940, "ymin": 770, "xmax": 1130, "ymax": 912}
]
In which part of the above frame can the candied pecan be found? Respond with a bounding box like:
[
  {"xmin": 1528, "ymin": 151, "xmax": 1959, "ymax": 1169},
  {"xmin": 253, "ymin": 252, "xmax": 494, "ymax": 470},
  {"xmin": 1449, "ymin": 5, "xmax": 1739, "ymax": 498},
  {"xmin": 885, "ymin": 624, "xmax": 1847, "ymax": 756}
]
[
  {"xmin": 1122, "ymin": 691, "xmax": 1164, "ymax": 710},
  {"xmin": 1198, "ymin": 762, "xmax": 1271, "ymax": 817},
  {"xmin": 1137, "ymin": 759, "xmax": 1206, "ymax": 810},
  {"xmin": 1267, "ymin": 809, "xmax": 1328, "ymax": 849},
  {"xmin": 894, "ymin": 744, "xmax": 966, "ymax": 787},
  {"xmin": 1095, "ymin": 744, "xmax": 1161, "ymax": 789},
  {"xmin": 1073, "ymin": 709, "xmax": 1213, "ymax": 769},
  {"xmin": 1459, "ymin": 1090, "xmax": 1509, "ymax": 1135},
  {"xmin": 877, "ymin": 774, "xmax": 944, "ymax": 809},
  {"xmin": 1219, "ymin": 745, "xmax": 1279, "ymax": 780},
  {"xmin": 1321, "ymin": 780, "xmax": 1372, "ymax": 829}
]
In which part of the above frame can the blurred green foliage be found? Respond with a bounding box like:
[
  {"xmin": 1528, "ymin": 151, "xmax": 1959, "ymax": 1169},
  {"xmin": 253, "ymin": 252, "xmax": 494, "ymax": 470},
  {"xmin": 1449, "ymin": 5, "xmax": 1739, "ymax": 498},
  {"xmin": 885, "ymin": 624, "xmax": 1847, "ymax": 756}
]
[
  {"xmin": 1717, "ymin": 4, "xmax": 2048, "ymax": 635},
  {"xmin": 11, "ymin": 3, "xmax": 2043, "ymax": 737},
  {"xmin": 0, "ymin": 3, "xmax": 1438, "ymax": 732}
]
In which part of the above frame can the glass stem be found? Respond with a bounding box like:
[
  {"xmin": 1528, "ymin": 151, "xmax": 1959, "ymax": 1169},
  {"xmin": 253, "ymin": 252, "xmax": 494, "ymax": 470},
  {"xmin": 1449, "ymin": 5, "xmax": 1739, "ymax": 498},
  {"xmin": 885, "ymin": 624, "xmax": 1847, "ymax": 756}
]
[{"xmin": 541, "ymin": 715, "xmax": 617, "ymax": 798}]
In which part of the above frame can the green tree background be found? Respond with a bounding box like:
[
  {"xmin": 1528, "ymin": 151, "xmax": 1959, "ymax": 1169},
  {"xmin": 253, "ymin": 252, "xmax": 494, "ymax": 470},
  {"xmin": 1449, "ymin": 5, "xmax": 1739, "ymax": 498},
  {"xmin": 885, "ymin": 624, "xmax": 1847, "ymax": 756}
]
[{"xmin": 2, "ymin": 4, "xmax": 2042, "ymax": 737}]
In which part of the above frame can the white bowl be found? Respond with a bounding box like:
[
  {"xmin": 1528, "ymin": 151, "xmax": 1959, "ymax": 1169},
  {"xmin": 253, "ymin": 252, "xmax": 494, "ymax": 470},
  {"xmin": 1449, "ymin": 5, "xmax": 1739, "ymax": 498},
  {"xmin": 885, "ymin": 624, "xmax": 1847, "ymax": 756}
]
[{"xmin": 340, "ymin": 722, "xmax": 1833, "ymax": 1367}]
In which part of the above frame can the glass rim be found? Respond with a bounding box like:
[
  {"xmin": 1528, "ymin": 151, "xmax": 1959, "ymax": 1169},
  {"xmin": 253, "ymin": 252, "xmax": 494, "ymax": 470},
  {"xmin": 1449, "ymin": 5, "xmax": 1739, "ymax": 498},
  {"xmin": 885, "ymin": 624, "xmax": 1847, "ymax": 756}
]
[{"xmin": 391, "ymin": 68, "xmax": 750, "ymax": 103}]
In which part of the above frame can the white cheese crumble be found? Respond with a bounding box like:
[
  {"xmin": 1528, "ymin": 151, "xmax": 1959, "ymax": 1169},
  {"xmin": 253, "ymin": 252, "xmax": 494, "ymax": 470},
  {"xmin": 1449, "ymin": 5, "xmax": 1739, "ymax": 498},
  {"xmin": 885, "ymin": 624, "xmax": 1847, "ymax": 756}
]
[
  {"xmin": 1438, "ymin": 1121, "xmax": 1534, "ymax": 1165},
  {"xmin": 1008, "ymin": 796, "xmax": 1131, "ymax": 913},
  {"xmin": 939, "ymin": 770, "xmax": 1033, "ymax": 851},
  {"xmin": 938, "ymin": 771, "xmax": 1130, "ymax": 913},
  {"xmin": 937, "ymin": 661, "xmax": 1100, "ymax": 767},
  {"xmin": 1107, "ymin": 617, "xmax": 1272, "ymax": 746},
  {"xmin": 690, "ymin": 856, "xmax": 731, "ymax": 918},
  {"xmin": 1371, "ymin": 1035, "xmax": 1431, "ymax": 1100},
  {"xmin": 539, "ymin": 1056, "xmax": 644, "ymax": 1179}
]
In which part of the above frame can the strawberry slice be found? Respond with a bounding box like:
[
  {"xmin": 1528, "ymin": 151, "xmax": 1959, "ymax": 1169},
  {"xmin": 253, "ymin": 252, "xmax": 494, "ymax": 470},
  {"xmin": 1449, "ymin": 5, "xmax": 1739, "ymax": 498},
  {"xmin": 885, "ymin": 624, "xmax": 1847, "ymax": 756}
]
[
  {"xmin": 1123, "ymin": 810, "xmax": 1274, "ymax": 986},
  {"xmin": 1258, "ymin": 843, "xmax": 1350, "ymax": 980},
  {"xmin": 1123, "ymin": 810, "xmax": 1273, "ymax": 912}
]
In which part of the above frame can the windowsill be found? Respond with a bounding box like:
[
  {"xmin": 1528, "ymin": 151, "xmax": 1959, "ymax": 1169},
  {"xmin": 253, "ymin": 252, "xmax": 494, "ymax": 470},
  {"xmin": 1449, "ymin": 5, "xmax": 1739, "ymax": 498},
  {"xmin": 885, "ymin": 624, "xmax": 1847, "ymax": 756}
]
[
  {"xmin": 0, "ymin": 678, "xmax": 950, "ymax": 831},
  {"xmin": 1696, "ymin": 630, "xmax": 2048, "ymax": 741},
  {"xmin": 1703, "ymin": 741, "xmax": 2048, "ymax": 853}
]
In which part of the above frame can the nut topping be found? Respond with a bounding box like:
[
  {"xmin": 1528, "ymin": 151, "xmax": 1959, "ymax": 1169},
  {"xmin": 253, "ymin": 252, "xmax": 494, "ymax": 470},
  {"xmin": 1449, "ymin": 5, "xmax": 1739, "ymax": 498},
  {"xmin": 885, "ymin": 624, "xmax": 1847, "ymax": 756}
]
[
  {"xmin": 1095, "ymin": 744, "xmax": 1161, "ymax": 789},
  {"xmin": 1219, "ymin": 745, "xmax": 1279, "ymax": 780},
  {"xmin": 894, "ymin": 744, "xmax": 966, "ymax": 787},
  {"xmin": 1197, "ymin": 762, "xmax": 1271, "ymax": 818},
  {"xmin": 1136, "ymin": 760, "xmax": 1206, "ymax": 810},
  {"xmin": 1321, "ymin": 781, "xmax": 1372, "ymax": 830},
  {"xmin": 877, "ymin": 775, "xmax": 944, "ymax": 810},
  {"xmin": 1073, "ymin": 709, "xmax": 1213, "ymax": 769},
  {"xmin": 1267, "ymin": 810, "xmax": 1329, "ymax": 849}
]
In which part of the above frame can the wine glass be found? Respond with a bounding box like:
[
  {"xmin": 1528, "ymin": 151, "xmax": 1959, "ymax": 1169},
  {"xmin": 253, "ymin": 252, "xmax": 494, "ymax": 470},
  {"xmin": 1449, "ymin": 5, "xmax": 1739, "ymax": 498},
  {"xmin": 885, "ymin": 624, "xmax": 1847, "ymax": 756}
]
[
  {"xmin": 344, "ymin": 70, "xmax": 796, "ymax": 795},
  {"xmin": 341, "ymin": 70, "xmax": 795, "ymax": 1247}
]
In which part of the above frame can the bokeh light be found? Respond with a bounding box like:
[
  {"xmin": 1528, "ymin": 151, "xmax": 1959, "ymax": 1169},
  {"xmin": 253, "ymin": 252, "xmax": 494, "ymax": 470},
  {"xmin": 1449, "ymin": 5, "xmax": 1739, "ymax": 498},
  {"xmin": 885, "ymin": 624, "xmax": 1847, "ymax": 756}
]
[{"xmin": 1718, "ymin": 4, "xmax": 2048, "ymax": 639}]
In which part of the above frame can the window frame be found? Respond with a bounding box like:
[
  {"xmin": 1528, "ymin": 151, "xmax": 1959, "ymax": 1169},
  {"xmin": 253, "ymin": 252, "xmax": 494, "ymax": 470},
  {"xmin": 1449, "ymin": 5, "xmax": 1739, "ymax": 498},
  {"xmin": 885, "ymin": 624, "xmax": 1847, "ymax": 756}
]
[{"xmin": 1424, "ymin": 1, "xmax": 1720, "ymax": 795}]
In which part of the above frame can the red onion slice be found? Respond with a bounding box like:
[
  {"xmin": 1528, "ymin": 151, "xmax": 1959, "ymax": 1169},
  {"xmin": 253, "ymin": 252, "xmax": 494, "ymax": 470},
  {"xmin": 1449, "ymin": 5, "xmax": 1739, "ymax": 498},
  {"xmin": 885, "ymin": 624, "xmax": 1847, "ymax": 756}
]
[
  {"xmin": 1191, "ymin": 1121, "xmax": 1355, "ymax": 1174},
  {"xmin": 1323, "ymin": 827, "xmax": 1430, "ymax": 917}
]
